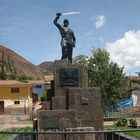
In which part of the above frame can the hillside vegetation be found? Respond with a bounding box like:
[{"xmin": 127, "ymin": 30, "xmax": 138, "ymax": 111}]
[{"xmin": 0, "ymin": 45, "xmax": 43, "ymax": 80}]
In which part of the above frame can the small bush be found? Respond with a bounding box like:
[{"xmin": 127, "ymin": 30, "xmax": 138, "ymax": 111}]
[
  {"xmin": 129, "ymin": 119, "xmax": 137, "ymax": 128},
  {"xmin": 40, "ymin": 92, "xmax": 46, "ymax": 101},
  {"xmin": 115, "ymin": 117, "xmax": 127, "ymax": 127}
]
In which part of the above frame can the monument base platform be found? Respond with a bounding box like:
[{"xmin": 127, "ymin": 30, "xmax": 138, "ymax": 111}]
[{"xmin": 37, "ymin": 60, "xmax": 103, "ymax": 140}]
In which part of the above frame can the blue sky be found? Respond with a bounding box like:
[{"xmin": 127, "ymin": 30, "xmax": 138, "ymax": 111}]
[{"xmin": 0, "ymin": 0, "xmax": 140, "ymax": 75}]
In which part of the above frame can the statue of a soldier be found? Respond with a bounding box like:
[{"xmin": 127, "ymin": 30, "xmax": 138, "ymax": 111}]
[{"xmin": 54, "ymin": 13, "xmax": 76, "ymax": 63}]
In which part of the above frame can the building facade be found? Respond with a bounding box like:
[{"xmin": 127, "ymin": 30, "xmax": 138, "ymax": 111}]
[{"xmin": 0, "ymin": 80, "xmax": 32, "ymax": 113}]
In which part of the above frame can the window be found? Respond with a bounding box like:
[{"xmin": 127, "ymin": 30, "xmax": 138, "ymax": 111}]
[
  {"xmin": 14, "ymin": 101, "xmax": 20, "ymax": 104},
  {"xmin": 11, "ymin": 88, "xmax": 20, "ymax": 93},
  {"xmin": 35, "ymin": 85, "xmax": 41, "ymax": 88}
]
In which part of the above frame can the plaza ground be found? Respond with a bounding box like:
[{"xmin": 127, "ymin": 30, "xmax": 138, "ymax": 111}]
[
  {"xmin": 0, "ymin": 114, "xmax": 32, "ymax": 131},
  {"xmin": 1, "ymin": 113, "xmax": 140, "ymax": 131}
]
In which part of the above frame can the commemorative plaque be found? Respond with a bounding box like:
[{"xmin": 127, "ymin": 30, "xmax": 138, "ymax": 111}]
[
  {"xmin": 44, "ymin": 116, "xmax": 59, "ymax": 129},
  {"xmin": 59, "ymin": 68, "xmax": 79, "ymax": 87},
  {"xmin": 81, "ymin": 96, "xmax": 89, "ymax": 105}
]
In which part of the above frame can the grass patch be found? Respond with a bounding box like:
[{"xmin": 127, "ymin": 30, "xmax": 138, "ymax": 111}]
[
  {"xmin": 126, "ymin": 131, "xmax": 140, "ymax": 139},
  {"xmin": 104, "ymin": 125, "xmax": 140, "ymax": 139},
  {"xmin": 0, "ymin": 127, "xmax": 33, "ymax": 140},
  {"xmin": 19, "ymin": 119, "xmax": 32, "ymax": 122},
  {"xmin": 104, "ymin": 125, "xmax": 125, "ymax": 130},
  {"xmin": 8, "ymin": 127, "xmax": 33, "ymax": 132}
]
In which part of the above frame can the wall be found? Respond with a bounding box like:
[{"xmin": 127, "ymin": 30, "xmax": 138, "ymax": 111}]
[
  {"xmin": 132, "ymin": 89, "xmax": 140, "ymax": 106},
  {"xmin": 0, "ymin": 84, "xmax": 31, "ymax": 100}
]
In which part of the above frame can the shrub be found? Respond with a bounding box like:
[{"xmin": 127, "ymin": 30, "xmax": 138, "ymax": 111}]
[
  {"xmin": 40, "ymin": 92, "xmax": 46, "ymax": 101},
  {"xmin": 115, "ymin": 117, "xmax": 127, "ymax": 127},
  {"xmin": 129, "ymin": 119, "xmax": 137, "ymax": 128},
  {"xmin": 40, "ymin": 86, "xmax": 48, "ymax": 102}
]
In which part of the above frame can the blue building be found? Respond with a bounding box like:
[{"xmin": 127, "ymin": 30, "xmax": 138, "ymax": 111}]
[{"xmin": 29, "ymin": 81, "xmax": 46, "ymax": 97}]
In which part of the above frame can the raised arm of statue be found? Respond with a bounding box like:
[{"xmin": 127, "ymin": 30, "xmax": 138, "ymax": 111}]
[{"xmin": 53, "ymin": 13, "xmax": 62, "ymax": 30}]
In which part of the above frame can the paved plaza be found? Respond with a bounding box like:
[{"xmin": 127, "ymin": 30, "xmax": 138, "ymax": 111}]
[{"xmin": 0, "ymin": 114, "xmax": 32, "ymax": 131}]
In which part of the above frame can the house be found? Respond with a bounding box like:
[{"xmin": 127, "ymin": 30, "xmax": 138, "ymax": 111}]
[
  {"xmin": 132, "ymin": 89, "xmax": 140, "ymax": 106},
  {"xmin": 28, "ymin": 81, "xmax": 47, "ymax": 104},
  {"xmin": 44, "ymin": 75, "xmax": 54, "ymax": 85},
  {"xmin": 29, "ymin": 80, "xmax": 46, "ymax": 97},
  {"xmin": 29, "ymin": 78, "xmax": 54, "ymax": 103},
  {"xmin": 0, "ymin": 80, "xmax": 32, "ymax": 114},
  {"xmin": 128, "ymin": 76, "xmax": 140, "ymax": 107}
]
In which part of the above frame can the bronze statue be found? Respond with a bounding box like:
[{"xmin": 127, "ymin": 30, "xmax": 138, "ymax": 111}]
[{"xmin": 54, "ymin": 13, "xmax": 76, "ymax": 63}]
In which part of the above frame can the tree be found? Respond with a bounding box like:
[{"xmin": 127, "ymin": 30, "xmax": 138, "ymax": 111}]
[
  {"xmin": 40, "ymin": 86, "xmax": 48, "ymax": 102},
  {"xmin": 73, "ymin": 54, "xmax": 88, "ymax": 66},
  {"xmin": 0, "ymin": 52, "xmax": 7, "ymax": 79},
  {"xmin": 87, "ymin": 48, "xmax": 130, "ymax": 110},
  {"xmin": 0, "ymin": 52, "xmax": 17, "ymax": 80}
]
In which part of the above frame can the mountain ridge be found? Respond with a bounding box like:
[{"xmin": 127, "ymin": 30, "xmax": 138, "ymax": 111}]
[
  {"xmin": 38, "ymin": 61, "xmax": 54, "ymax": 75},
  {"xmin": 0, "ymin": 45, "xmax": 44, "ymax": 80}
]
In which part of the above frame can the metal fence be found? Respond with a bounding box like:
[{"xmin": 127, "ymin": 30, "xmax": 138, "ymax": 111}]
[
  {"xmin": 104, "ymin": 111, "xmax": 140, "ymax": 121},
  {"xmin": 10, "ymin": 112, "xmax": 32, "ymax": 123},
  {"xmin": 0, "ymin": 129, "xmax": 140, "ymax": 140}
]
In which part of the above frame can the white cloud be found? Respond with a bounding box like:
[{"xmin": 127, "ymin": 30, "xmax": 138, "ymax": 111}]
[
  {"xmin": 90, "ymin": 15, "xmax": 106, "ymax": 29},
  {"xmin": 106, "ymin": 30, "xmax": 140, "ymax": 72},
  {"xmin": 94, "ymin": 15, "xmax": 106, "ymax": 29}
]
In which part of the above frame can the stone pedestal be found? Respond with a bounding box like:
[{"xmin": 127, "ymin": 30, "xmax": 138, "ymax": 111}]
[
  {"xmin": 38, "ymin": 60, "xmax": 103, "ymax": 140},
  {"xmin": 52, "ymin": 96, "xmax": 66, "ymax": 110},
  {"xmin": 54, "ymin": 60, "xmax": 88, "ymax": 96}
]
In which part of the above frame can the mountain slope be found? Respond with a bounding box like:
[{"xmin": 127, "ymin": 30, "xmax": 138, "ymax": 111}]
[
  {"xmin": 0, "ymin": 45, "xmax": 43, "ymax": 80},
  {"xmin": 38, "ymin": 61, "xmax": 54, "ymax": 75}
]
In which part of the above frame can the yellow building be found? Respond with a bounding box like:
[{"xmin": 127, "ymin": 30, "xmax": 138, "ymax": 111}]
[{"xmin": 0, "ymin": 80, "xmax": 32, "ymax": 114}]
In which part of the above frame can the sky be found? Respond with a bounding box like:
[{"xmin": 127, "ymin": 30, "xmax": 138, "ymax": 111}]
[{"xmin": 0, "ymin": 0, "xmax": 140, "ymax": 75}]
